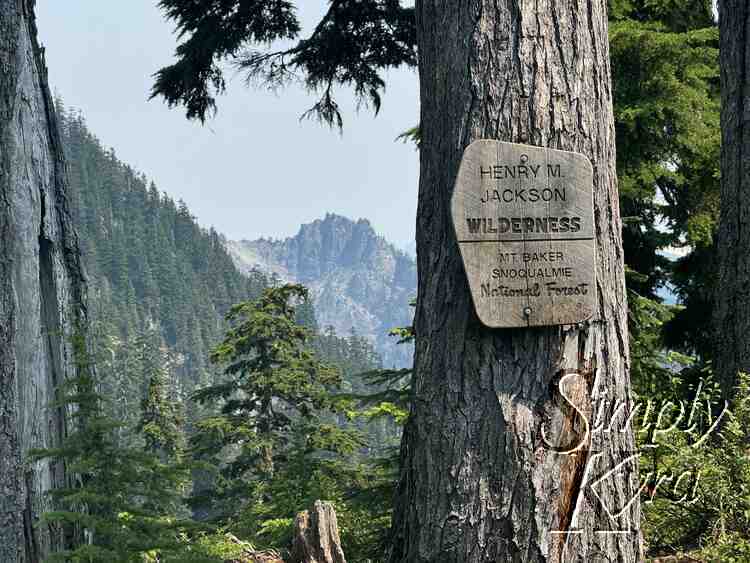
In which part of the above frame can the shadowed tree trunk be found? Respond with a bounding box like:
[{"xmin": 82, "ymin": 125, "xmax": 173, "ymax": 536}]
[
  {"xmin": 714, "ymin": 0, "xmax": 750, "ymax": 399},
  {"xmin": 0, "ymin": 1, "xmax": 88, "ymax": 561},
  {"xmin": 389, "ymin": 1, "xmax": 643, "ymax": 562}
]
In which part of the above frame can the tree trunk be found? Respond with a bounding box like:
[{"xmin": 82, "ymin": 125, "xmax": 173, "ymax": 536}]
[
  {"xmin": 389, "ymin": 1, "xmax": 642, "ymax": 562},
  {"xmin": 714, "ymin": 1, "xmax": 750, "ymax": 399},
  {"xmin": 0, "ymin": 1, "xmax": 88, "ymax": 561},
  {"xmin": 290, "ymin": 501, "xmax": 347, "ymax": 563}
]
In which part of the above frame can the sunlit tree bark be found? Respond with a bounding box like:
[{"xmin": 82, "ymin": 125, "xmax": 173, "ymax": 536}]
[{"xmin": 389, "ymin": 1, "xmax": 643, "ymax": 561}]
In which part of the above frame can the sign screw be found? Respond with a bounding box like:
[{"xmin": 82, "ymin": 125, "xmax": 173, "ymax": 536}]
[
  {"xmin": 523, "ymin": 306, "xmax": 532, "ymax": 317},
  {"xmin": 520, "ymin": 154, "xmax": 529, "ymax": 163}
]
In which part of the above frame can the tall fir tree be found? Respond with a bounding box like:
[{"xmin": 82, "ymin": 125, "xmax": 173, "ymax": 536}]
[
  {"xmin": 31, "ymin": 336, "xmax": 189, "ymax": 562},
  {"xmin": 190, "ymin": 284, "xmax": 360, "ymax": 524}
]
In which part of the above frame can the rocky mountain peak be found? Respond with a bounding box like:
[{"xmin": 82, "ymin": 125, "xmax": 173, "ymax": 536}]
[{"xmin": 230, "ymin": 214, "xmax": 416, "ymax": 367}]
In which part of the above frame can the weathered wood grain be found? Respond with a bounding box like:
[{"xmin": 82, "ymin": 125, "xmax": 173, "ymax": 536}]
[
  {"xmin": 451, "ymin": 140, "xmax": 596, "ymax": 327},
  {"xmin": 0, "ymin": 1, "xmax": 88, "ymax": 560},
  {"xmin": 290, "ymin": 501, "xmax": 347, "ymax": 563}
]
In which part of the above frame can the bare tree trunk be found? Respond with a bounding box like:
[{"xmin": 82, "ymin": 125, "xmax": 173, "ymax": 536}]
[
  {"xmin": 0, "ymin": 1, "xmax": 88, "ymax": 561},
  {"xmin": 389, "ymin": 1, "xmax": 642, "ymax": 562},
  {"xmin": 290, "ymin": 501, "xmax": 347, "ymax": 563},
  {"xmin": 714, "ymin": 1, "xmax": 750, "ymax": 399}
]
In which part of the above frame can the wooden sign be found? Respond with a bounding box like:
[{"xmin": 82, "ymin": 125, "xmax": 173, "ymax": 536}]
[{"xmin": 451, "ymin": 140, "xmax": 597, "ymax": 328}]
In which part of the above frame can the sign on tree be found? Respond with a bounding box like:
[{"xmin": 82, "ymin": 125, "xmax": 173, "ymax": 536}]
[{"xmin": 451, "ymin": 140, "xmax": 597, "ymax": 327}]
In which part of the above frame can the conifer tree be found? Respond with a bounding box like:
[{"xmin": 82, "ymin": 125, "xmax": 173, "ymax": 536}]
[
  {"xmin": 139, "ymin": 338, "xmax": 185, "ymax": 461},
  {"xmin": 55, "ymin": 99, "xmax": 269, "ymax": 404},
  {"xmin": 190, "ymin": 284, "xmax": 358, "ymax": 522},
  {"xmin": 149, "ymin": 2, "xmax": 722, "ymax": 560},
  {"xmin": 609, "ymin": 0, "xmax": 719, "ymax": 359},
  {"xmin": 31, "ymin": 336, "xmax": 189, "ymax": 562},
  {"xmin": 153, "ymin": 2, "xmax": 639, "ymax": 560}
]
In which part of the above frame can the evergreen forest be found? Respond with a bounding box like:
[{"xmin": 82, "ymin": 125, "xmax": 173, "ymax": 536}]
[{"xmin": 5, "ymin": 0, "xmax": 750, "ymax": 562}]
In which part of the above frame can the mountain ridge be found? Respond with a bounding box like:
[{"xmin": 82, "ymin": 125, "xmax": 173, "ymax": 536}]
[{"xmin": 229, "ymin": 213, "xmax": 416, "ymax": 367}]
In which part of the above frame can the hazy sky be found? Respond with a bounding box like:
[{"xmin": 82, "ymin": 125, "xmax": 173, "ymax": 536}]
[{"xmin": 36, "ymin": 2, "xmax": 420, "ymax": 248}]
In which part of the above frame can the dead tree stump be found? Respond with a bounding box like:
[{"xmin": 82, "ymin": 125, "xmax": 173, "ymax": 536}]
[{"xmin": 290, "ymin": 500, "xmax": 347, "ymax": 563}]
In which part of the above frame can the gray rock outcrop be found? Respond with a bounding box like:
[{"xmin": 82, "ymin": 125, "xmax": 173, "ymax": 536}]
[{"xmin": 230, "ymin": 214, "xmax": 416, "ymax": 368}]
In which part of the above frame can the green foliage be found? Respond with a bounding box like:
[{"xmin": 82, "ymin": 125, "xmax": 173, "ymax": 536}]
[
  {"xmin": 139, "ymin": 341, "xmax": 186, "ymax": 460},
  {"xmin": 639, "ymin": 371, "xmax": 750, "ymax": 560},
  {"xmin": 628, "ymin": 289, "xmax": 694, "ymax": 399},
  {"xmin": 152, "ymin": 0, "xmax": 417, "ymax": 126},
  {"xmin": 30, "ymin": 334, "xmax": 191, "ymax": 562},
  {"xmin": 315, "ymin": 325, "xmax": 382, "ymax": 394},
  {"xmin": 309, "ymin": 325, "xmax": 403, "ymax": 560},
  {"xmin": 395, "ymin": 125, "xmax": 421, "ymax": 148},
  {"xmin": 231, "ymin": 413, "xmax": 396, "ymax": 561},
  {"xmin": 189, "ymin": 284, "xmax": 360, "ymax": 523},
  {"xmin": 353, "ymin": 323, "xmax": 412, "ymax": 421},
  {"xmin": 335, "ymin": 324, "xmax": 414, "ymax": 560},
  {"xmin": 57, "ymin": 101, "xmax": 268, "ymax": 403},
  {"xmin": 187, "ymin": 307, "xmax": 408, "ymax": 561},
  {"xmin": 608, "ymin": 6, "xmax": 730, "ymax": 556},
  {"xmin": 165, "ymin": 532, "xmax": 268, "ymax": 563},
  {"xmin": 65, "ymin": 0, "xmax": 736, "ymax": 558},
  {"xmin": 664, "ymin": 244, "xmax": 717, "ymax": 355},
  {"xmin": 152, "ymin": 0, "xmax": 301, "ymax": 123},
  {"xmin": 609, "ymin": 0, "xmax": 719, "ymax": 358}
]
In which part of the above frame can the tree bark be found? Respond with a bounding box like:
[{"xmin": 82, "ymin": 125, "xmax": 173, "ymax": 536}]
[
  {"xmin": 714, "ymin": 1, "xmax": 750, "ymax": 399},
  {"xmin": 0, "ymin": 1, "xmax": 88, "ymax": 561},
  {"xmin": 389, "ymin": 1, "xmax": 642, "ymax": 562},
  {"xmin": 290, "ymin": 501, "xmax": 347, "ymax": 563}
]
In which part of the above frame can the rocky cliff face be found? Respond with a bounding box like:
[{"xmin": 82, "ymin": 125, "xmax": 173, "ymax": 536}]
[
  {"xmin": 230, "ymin": 215, "xmax": 416, "ymax": 368},
  {"xmin": 0, "ymin": 2, "xmax": 88, "ymax": 560}
]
